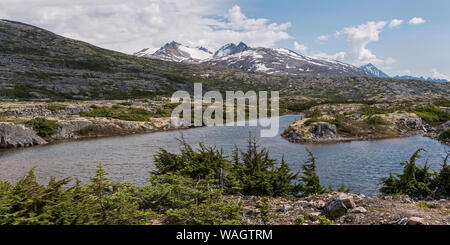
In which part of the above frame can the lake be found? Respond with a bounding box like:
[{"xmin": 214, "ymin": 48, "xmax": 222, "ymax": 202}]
[{"xmin": 0, "ymin": 115, "xmax": 448, "ymax": 196}]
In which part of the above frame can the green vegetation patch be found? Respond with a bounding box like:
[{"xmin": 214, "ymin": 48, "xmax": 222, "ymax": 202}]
[
  {"xmin": 47, "ymin": 104, "xmax": 68, "ymax": 112},
  {"xmin": 440, "ymin": 129, "xmax": 450, "ymax": 140},
  {"xmin": 25, "ymin": 117, "xmax": 58, "ymax": 139},
  {"xmin": 414, "ymin": 106, "xmax": 450, "ymax": 125},
  {"xmin": 79, "ymin": 105, "xmax": 169, "ymax": 121}
]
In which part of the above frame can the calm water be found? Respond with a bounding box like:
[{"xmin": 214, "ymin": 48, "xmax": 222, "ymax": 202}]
[{"xmin": 0, "ymin": 115, "xmax": 448, "ymax": 195}]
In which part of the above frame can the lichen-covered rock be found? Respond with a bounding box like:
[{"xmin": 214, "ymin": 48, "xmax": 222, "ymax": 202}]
[{"xmin": 0, "ymin": 122, "xmax": 47, "ymax": 148}]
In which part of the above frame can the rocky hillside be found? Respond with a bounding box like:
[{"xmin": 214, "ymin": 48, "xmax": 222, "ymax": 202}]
[{"xmin": 0, "ymin": 19, "xmax": 449, "ymax": 103}]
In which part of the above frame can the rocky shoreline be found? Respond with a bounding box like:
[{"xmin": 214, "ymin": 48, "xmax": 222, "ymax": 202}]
[
  {"xmin": 282, "ymin": 103, "xmax": 450, "ymax": 145},
  {"xmin": 0, "ymin": 100, "xmax": 190, "ymax": 148},
  {"xmin": 149, "ymin": 192, "xmax": 450, "ymax": 225}
]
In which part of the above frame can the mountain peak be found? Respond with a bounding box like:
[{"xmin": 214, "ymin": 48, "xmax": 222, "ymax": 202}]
[
  {"xmin": 360, "ymin": 63, "xmax": 389, "ymax": 78},
  {"xmin": 213, "ymin": 42, "xmax": 250, "ymax": 58}
]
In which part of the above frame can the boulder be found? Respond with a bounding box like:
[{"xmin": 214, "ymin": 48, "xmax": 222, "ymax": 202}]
[
  {"xmin": 325, "ymin": 193, "xmax": 357, "ymax": 219},
  {"xmin": 308, "ymin": 212, "xmax": 321, "ymax": 221},
  {"xmin": 310, "ymin": 123, "xmax": 338, "ymax": 139},
  {"xmin": 350, "ymin": 207, "xmax": 367, "ymax": 214},
  {"xmin": 335, "ymin": 193, "xmax": 356, "ymax": 209},
  {"xmin": 325, "ymin": 199, "xmax": 347, "ymax": 219},
  {"xmin": 406, "ymin": 217, "xmax": 427, "ymax": 225},
  {"xmin": 0, "ymin": 122, "xmax": 47, "ymax": 148}
]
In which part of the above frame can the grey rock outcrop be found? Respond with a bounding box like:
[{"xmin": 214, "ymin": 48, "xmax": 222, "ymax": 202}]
[
  {"xmin": 310, "ymin": 123, "xmax": 338, "ymax": 139},
  {"xmin": 437, "ymin": 120, "xmax": 450, "ymax": 133},
  {"xmin": 0, "ymin": 122, "xmax": 47, "ymax": 148},
  {"xmin": 398, "ymin": 117, "xmax": 423, "ymax": 130},
  {"xmin": 55, "ymin": 120, "xmax": 93, "ymax": 139}
]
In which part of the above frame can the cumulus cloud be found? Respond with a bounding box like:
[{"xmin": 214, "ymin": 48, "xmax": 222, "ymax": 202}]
[
  {"xmin": 408, "ymin": 17, "xmax": 425, "ymax": 25},
  {"xmin": 0, "ymin": 0, "xmax": 292, "ymax": 54},
  {"xmin": 389, "ymin": 19, "xmax": 403, "ymax": 29},
  {"xmin": 293, "ymin": 41, "xmax": 308, "ymax": 53},
  {"xmin": 317, "ymin": 35, "xmax": 329, "ymax": 41},
  {"xmin": 313, "ymin": 52, "xmax": 346, "ymax": 61},
  {"xmin": 431, "ymin": 68, "xmax": 449, "ymax": 80},
  {"xmin": 339, "ymin": 21, "xmax": 387, "ymax": 64}
]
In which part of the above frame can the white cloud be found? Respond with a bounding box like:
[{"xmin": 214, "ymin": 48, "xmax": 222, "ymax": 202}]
[
  {"xmin": 431, "ymin": 68, "xmax": 449, "ymax": 80},
  {"xmin": 313, "ymin": 52, "xmax": 346, "ymax": 61},
  {"xmin": 340, "ymin": 21, "xmax": 387, "ymax": 65},
  {"xmin": 293, "ymin": 41, "xmax": 308, "ymax": 53},
  {"xmin": 389, "ymin": 19, "xmax": 403, "ymax": 29},
  {"xmin": 0, "ymin": 1, "xmax": 292, "ymax": 54},
  {"xmin": 408, "ymin": 17, "xmax": 425, "ymax": 25},
  {"xmin": 317, "ymin": 35, "xmax": 329, "ymax": 41}
]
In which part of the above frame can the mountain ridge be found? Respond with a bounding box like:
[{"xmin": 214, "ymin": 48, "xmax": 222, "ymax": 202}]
[
  {"xmin": 136, "ymin": 41, "xmax": 373, "ymax": 78},
  {"xmin": 0, "ymin": 19, "xmax": 448, "ymax": 102},
  {"xmin": 360, "ymin": 63, "xmax": 447, "ymax": 83}
]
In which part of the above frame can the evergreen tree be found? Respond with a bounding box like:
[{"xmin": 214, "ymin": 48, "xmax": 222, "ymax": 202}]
[
  {"xmin": 299, "ymin": 148, "xmax": 326, "ymax": 197},
  {"xmin": 380, "ymin": 148, "xmax": 434, "ymax": 198},
  {"xmin": 431, "ymin": 153, "xmax": 450, "ymax": 198}
]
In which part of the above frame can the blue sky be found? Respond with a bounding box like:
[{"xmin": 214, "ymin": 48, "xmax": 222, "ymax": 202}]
[
  {"xmin": 1, "ymin": 0, "xmax": 448, "ymax": 78},
  {"xmin": 234, "ymin": 0, "xmax": 450, "ymax": 78}
]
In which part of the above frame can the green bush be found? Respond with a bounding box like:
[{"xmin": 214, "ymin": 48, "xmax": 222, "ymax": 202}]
[
  {"xmin": 294, "ymin": 215, "xmax": 306, "ymax": 225},
  {"xmin": 0, "ymin": 165, "xmax": 149, "ymax": 225},
  {"xmin": 415, "ymin": 106, "xmax": 450, "ymax": 124},
  {"xmin": 26, "ymin": 118, "xmax": 58, "ymax": 138},
  {"xmin": 139, "ymin": 174, "xmax": 242, "ymax": 225},
  {"xmin": 366, "ymin": 115, "xmax": 387, "ymax": 125},
  {"xmin": 255, "ymin": 197, "xmax": 275, "ymax": 225},
  {"xmin": 379, "ymin": 149, "xmax": 449, "ymax": 198},
  {"xmin": 430, "ymin": 154, "xmax": 450, "ymax": 197},
  {"xmin": 299, "ymin": 149, "xmax": 326, "ymax": 197},
  {"xmin": 47, "ymin": 104, "xmax": 68, "ymax": 112},
  {"xmin": 153, "ymin": 136, "xmax": 302, "ymax": 196},
  {"xmin": 80, "ymin": 105, "xmax": 168, "ymax": 121},
  {"xmin": 439, "ymin": 129, "xmax": 450, "ymax": 140}
]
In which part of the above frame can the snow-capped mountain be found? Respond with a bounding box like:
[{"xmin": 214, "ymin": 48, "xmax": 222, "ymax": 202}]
[
  {"xmin": 359, "ymin": 63, "xmax": 447, "ymax": 83},
  {"xmin": 360, "ymin": 63, "xmax": 389, "ymax": 78},
  {"xmin": 213, "ymin": 42, "xmax": 250, "ymax": 58},
  {"xmin": 393, "ymin": 75, "xmax": 447, "ymax": 83},
  {"xmin": 135, "ymin": 41, "xmax": 373, "ymax": 77},
  {"xmin": 133, "ymin": 41, "xmax": 213, "ymax": 63}
]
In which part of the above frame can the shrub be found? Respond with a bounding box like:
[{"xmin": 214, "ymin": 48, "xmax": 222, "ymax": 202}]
[
  {"xmin": 366, "ymin": 115, "xmax": 387, "ymax": 125},
  {"xmin": 139, "ymin": 173, "xmax": 242, "ymax": 225},
  {"xmin": 294, "ymin": 215, "xmax": 306, "ymax": 225},
  {"xmin": 0, "ymin": 165, "xmax": 149, "ymax": 225},
  {"xmin": 299, "ymin": 149, "xmax": 326, "ymax": 197},
  {"xmin": 26, "ymin": 118, "xmax": 58, "ymax": 138},
  {"xmin": 80, "ymin": 105, "xmax": 168, "ymax": 121},
  {"xmin": 318, "ymin": 216, "xmax": 333, "ymax": 225},
  {"xmin": 255, "ymin": 197, "xmax": 275, "ymax": 225},
  {"xmin": 379, "ymin": 149, "xmax": 435, "ymax": 198},
  {"xmin": 47, "ymin": 104, "xmax": 68, "ymax": 112},
  {"xmin": 415, "ymin": 106, "xmax": 450, "ymax": 124},
  {"xmin": 153, "ymin": 136, "xmax": 302, "ymax": 196},
  {"xmin": 439, "ymin": 129, "xmax": 450, "ymax": 140},
  {"xmin": 430, "ymin": 154, "xmax": 450, "ymax": 198}
]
